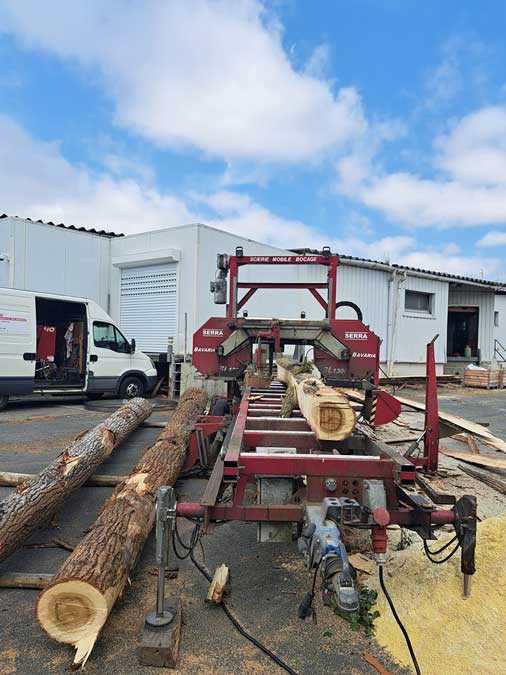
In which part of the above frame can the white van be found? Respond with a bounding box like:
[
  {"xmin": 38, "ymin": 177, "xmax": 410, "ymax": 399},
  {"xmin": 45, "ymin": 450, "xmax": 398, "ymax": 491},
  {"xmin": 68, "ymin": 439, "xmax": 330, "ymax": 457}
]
[{"xmin": 0, "ymin": 288, "xmax": 158, "ymax": 410}]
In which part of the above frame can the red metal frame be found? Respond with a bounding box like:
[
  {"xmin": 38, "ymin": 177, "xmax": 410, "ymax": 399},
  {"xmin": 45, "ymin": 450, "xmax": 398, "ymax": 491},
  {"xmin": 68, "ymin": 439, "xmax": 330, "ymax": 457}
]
[
  {"xmin": 228, "ymin": 254, "xmax": 338, "ymax": 320},
  {"xmin": 182, "ymin": 416, "xmax": 224, "ymax": 471},
  {"xmin": 179, "ymin": 369, "xmax": 450, "ymax": 546}
]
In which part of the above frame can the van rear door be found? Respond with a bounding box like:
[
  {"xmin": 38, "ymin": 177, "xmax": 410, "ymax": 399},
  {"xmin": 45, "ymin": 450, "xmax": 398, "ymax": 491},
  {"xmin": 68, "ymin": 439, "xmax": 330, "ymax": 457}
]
[{"xmin": 0, "ymin": 291, "xmax": 36, "ymax": 395}]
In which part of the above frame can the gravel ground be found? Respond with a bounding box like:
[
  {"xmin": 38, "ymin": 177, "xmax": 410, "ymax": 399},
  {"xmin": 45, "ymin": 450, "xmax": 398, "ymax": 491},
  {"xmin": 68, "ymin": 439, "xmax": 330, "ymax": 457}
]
[{"xmin": 0, "ymin": 389, "xmax": 505, "ymax": 674}]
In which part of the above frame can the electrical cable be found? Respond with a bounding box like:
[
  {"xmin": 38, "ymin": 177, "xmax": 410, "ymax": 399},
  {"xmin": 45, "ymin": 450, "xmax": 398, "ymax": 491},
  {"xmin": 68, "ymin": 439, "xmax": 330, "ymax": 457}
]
[
  {"xmin": 379, "ymin": 565, "xmax": 421, "ymax": 675},
  {"xmin": 423, "ymin": 537, "xmax": 460, "ymax": 565},
  {"xmin": 424, "ymin": 534, "xmax": 457, "ymax": 556},
  {"xmin": 185, "ymin": 524, "xmax": 301, "ymax": 675}
]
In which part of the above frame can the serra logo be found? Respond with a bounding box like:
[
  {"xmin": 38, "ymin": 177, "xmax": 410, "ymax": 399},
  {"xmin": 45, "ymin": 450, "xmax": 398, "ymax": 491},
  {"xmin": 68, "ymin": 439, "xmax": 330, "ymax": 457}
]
[
  {"xmin": 203, "ymin": 328, "xmax": 224, "ymax": 337},
  {"xmin": 344, "ymin": 331, "xmax": 368, "ymax": 340}
]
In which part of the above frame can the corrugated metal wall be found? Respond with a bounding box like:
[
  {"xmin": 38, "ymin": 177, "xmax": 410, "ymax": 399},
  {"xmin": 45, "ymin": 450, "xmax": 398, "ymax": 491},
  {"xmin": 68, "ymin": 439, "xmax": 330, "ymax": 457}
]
[
  {"xmin": 396, "ymin": 275, "xmax": 449, "ymax": 364},
  {"xmin": 449, "ymin": 289, "xmax": 495, "ymax": 363}
]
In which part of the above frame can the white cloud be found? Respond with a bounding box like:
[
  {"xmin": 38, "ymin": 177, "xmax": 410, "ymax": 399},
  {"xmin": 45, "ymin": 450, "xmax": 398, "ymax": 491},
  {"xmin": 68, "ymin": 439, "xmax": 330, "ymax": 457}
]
[
  {"xmin": 0, "ymin": 0, "xmax": 367, "ymax": 163},
  {"xmin": 477, "ymin": 230, "xmax": 506, "ymax": 247},
  {"xmin": 0, "ymin": 115, "xmax": 195, "ymax": 234},
  {"xmin": 343, "ymin": 105, "xmax": 506, "ymax": 229},
  {"xmin": 0, "ymin": 115, "xmax": 501, "ymax": 279},
  {"xmin": 423, "ymin": 38, "xmax": 463, "ymax": 109}
]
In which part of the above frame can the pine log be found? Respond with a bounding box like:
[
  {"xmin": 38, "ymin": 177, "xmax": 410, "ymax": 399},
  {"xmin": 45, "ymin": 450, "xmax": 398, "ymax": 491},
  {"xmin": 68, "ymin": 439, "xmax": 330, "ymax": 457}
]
[
  {"xmin": 276, "ymin": 359, "xmax": 356, "ymax": 440},
  {"xmin": 36, "ymin": 388, "xmax": 207, "ymax": 667},
  {"xmin": 0, "ymin": 398, "xmax": 152, "ymax": 563},
  {"xmin": 0, "ymin": 471, "xmax": 127, "ymax": 488}
]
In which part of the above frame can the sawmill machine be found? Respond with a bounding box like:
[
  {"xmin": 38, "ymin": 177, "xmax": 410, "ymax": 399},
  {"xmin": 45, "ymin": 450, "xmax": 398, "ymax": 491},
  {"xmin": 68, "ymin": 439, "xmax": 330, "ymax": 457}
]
[{"xmin": 178, "ymin": 249, "xmax": 477, "ymax": 615}]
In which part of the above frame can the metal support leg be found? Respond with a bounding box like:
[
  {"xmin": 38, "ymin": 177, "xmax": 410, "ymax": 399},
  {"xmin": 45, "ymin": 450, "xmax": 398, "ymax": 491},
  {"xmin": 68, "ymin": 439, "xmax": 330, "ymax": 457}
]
[{"xmin": 146, "ymin": 486, "xmax": 177, "ymax": 627}]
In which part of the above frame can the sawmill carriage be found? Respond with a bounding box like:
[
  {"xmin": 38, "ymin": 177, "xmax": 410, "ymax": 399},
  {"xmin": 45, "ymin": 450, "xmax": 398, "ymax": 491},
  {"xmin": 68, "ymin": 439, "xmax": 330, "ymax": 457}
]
[{"xmin": 181, "ymin": 249, "xmax": 477, "ymax": 625}]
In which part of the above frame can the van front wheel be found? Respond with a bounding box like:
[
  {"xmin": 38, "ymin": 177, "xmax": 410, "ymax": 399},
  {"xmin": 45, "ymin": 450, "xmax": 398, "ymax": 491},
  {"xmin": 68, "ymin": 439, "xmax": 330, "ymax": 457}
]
[
  {"xmin": 0, "ymin": 395, "xmax": 9, "ymax": 412},
  {"xmin": 119, "ymin": 376, "xmax": 145, "ymax": 399}
]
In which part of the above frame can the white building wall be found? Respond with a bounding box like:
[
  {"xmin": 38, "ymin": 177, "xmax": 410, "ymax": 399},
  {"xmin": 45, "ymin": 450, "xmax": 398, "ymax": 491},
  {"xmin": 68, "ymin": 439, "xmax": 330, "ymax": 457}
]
[
  {"xmin": 449, "ymin": 289, "xmax": 495, "ymax": 364},
  {"xmin": 110, "ymin": 224, "xmax": 325, "ymax": 353},
  {"xmin": 0, "ymin": 217, "xmax": 111, "ymax": 308},
  {"xmin": 394, "ymin": 275, "xmax": 449, "ymax": 370}
]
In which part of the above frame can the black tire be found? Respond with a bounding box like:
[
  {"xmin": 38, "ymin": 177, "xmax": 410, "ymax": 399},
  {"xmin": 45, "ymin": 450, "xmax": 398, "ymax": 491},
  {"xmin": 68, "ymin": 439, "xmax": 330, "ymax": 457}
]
[
  {"xmin": 86, "ymin": 393, "xmax": 104, "ymax": 401},
  {"xmin": 119, "ymin": 376, "xmax": 145, "ymax": 399},
  {"xmin": 0, "ymin": 395, "xmax": 8, "ymax": 412}
]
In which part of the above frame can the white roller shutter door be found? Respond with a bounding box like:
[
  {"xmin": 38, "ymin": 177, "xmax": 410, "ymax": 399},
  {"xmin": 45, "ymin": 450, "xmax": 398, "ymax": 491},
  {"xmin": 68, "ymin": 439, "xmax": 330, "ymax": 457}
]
[{"xmin": 120, "ymin": 263, "xmax": 177, "ymax": 352}]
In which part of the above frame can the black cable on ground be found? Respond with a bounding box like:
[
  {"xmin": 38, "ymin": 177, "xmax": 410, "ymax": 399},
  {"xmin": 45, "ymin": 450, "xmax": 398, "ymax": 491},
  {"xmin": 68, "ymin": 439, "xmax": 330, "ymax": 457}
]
[
  {"xmin": 423, "ymin": 535, "xmax": 460, "ymax": 564},
  {"xmin": 379, "ymin": 565, "xmax": 421, "ymax": 675},
  {"xmin": 187, "ymin": 529, "xmax": 301, "ymax": 675}
]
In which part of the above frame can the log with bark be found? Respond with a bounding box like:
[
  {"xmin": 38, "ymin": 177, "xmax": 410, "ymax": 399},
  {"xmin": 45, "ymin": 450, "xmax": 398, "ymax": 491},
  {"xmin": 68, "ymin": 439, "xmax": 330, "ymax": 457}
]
[
  {"xmin": 276, "ymin": 359, "xmax": 356, "ymax": 440},
  {"xmin": 0, "ymin": 397, "xmax": 152, "ymax": 563},
  {"xmin": 36, "ymin": 387, "xmax": 207, "ymax": 667}
]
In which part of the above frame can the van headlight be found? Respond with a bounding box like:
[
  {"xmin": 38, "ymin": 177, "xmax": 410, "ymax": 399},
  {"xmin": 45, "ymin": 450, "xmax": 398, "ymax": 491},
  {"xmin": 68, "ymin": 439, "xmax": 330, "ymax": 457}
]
[{"xmin": 149, "ymin": 357, "xmax": 156, "ymax": 369}]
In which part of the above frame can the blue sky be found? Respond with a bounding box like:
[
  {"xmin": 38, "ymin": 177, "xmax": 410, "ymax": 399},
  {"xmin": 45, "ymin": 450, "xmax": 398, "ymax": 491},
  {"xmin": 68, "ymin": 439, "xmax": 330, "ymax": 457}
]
[{"xmin": 1, "ymin": 1, "xmax": 506, "ymax": 278}]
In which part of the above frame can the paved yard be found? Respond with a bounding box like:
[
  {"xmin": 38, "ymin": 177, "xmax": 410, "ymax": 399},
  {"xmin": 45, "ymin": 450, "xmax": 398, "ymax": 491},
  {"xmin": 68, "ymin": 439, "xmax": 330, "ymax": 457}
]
[{"xmin": 0, "ymin": 388, "xmax": 505, "ymax": 675}]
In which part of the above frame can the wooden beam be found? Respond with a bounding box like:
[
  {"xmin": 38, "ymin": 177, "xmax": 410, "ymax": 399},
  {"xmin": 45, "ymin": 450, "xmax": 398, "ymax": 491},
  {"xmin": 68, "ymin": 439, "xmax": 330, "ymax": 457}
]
[
  {"xmin": 440, "ymin": 448, "xmax": 506, "ymax": 470},
  {"xmin": 0, "ymin": 471, "xmax": 126, "ymax": 488},
  {"xmin": 458, "ymin": 464, "xmax": 506, "ymax": 496},
  {"xmin": 0, "ymin": 572, "xmax": 53, "ymax": 589}
]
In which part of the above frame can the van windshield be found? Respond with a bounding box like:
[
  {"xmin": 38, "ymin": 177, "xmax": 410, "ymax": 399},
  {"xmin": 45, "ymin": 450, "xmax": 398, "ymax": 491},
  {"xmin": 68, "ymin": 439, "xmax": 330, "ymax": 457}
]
[{"xmin": 93, "ymin": 321, "xmax": 130, "ymax": 353}]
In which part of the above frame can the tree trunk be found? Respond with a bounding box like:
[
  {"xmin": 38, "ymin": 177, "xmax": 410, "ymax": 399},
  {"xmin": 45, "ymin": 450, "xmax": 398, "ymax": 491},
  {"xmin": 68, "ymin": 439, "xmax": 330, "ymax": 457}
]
[
  {"xmin": 0, "ymin": 398, "xmax": 152, "ymax": 563},
  {"xmin": 277, "ymin": 359, "xmax": 356, "ymax": 440},
  {"xmin": 36, "ymin": 388, "xmax": 207, "ymax": 667}
]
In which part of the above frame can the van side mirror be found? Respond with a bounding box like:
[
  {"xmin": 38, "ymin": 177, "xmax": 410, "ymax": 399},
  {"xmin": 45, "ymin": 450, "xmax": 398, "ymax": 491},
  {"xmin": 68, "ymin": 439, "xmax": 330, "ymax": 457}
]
[{"xmin": 130, "ymin": 338, "xmax": 136, "ymax": 354}]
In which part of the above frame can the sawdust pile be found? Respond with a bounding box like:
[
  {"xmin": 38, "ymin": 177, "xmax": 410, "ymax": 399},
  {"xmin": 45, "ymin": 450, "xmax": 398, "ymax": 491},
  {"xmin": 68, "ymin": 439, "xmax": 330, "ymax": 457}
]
[{"xmin": 370, "ymin": 514, "xmax": 506, "ymax": 674}]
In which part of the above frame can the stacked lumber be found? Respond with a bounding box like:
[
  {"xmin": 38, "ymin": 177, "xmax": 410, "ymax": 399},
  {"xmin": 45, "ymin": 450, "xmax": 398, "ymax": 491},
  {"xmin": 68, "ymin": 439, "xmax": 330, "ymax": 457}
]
[
  {"xmin": 276, "ymin": 359, "xmax": 356, "ymax": 440},
  {"xmin": 36, "ymin": 387, "xmax": 207, "ymax": 667},
  {"xmin": 0, "ymin": 397, "xmax": 152, "ymax": 563}
]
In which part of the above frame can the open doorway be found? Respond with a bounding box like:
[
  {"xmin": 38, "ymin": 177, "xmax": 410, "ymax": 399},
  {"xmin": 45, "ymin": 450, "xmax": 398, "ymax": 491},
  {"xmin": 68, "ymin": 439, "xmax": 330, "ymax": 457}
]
[
  {"xmin": 447, "ymin": 306, "xmax": 479, "ymax": 358},
  {"xmin": 35, "ymin": 298, "xmax": 87, "ymax": 388}
]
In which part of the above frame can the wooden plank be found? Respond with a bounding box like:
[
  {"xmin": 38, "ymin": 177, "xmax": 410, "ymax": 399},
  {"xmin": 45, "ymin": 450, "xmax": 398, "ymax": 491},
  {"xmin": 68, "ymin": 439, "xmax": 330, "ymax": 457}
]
[
  {"xmin": 440, "ymin": 448, "xmax": 506, "ymax": 470},
  {"xmin": 206, "ymin": 564, "xmax": 229, "ymax": 604},
  {"xmin": 0, "ymin": 471, "xmax": 126, "ymax": 488},
  {"xmin": 0, "ymin": 572, "xmax": 53, "ymax": 589},
  {"xmin": 457, "ymin": 464, "xmax": 506, "ymax": 496},
  {"xmin": 395, "ymin": 395, "xmax": 506, "ymax": 453}
]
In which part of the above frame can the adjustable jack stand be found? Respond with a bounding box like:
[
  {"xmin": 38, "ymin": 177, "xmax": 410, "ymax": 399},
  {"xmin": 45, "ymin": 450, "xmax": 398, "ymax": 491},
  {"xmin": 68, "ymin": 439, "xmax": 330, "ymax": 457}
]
[{"xmin": 138, "ymin": 486, "xmax": 182, "ymax": 668}]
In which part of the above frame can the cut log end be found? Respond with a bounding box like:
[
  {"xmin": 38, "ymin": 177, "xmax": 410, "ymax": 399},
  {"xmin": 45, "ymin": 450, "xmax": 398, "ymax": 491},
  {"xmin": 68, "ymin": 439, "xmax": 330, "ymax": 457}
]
[{"xmin": 37, "ymin": 580, "xmax": 108, "ymax": 665}]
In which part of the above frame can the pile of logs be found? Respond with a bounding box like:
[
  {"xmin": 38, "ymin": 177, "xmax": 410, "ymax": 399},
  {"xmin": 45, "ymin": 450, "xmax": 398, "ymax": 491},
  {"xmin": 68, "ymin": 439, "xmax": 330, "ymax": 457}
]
[
  {"xmin": 0, "ymin": 389, "xmax": 207, "ymax": 668},
  {"xmin": 0, "ymin": 397, "xmax": 153, "ymax": 563},
  {"xmin": 36, "ymin": 387, "xmax": 207, "ymax": 666}
]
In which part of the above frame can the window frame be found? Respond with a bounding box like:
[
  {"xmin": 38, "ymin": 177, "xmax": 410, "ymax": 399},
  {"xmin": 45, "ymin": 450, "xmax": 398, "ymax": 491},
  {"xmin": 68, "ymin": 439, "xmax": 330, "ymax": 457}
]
[
  {"xmin": 404, "ymin": 289, "xmax": 434, "ymax": 316},
  {"xmin": 93, "ymin": 321, "xmax": 131, "ymax": 353}
]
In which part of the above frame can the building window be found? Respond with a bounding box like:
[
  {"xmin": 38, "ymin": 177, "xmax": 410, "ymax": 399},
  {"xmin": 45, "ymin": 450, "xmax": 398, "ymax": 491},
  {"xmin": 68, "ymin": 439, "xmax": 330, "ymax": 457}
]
[
  {"xmin": 495, "ymin": 311, "xmax": 500, "ymax": 327},
  {"xmin": 405, "ymin": 290, "xmax": 433, "ymax": 314}
]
